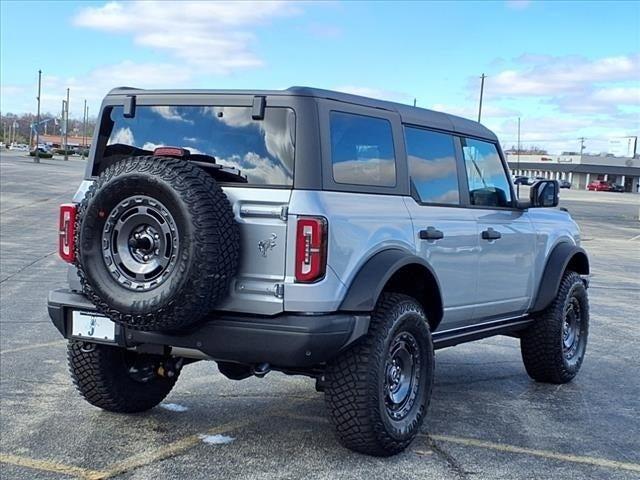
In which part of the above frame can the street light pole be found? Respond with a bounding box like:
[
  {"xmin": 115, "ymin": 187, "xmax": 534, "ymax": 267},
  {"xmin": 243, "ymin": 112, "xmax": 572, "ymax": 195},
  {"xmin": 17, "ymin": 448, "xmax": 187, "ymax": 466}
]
[
  {"xmin": 517, "ymin": 116, "xmax": 521, "ymax": 196},
  {"xmin": 34, "ymin": 70, "xmax": 42, "ymax": 163},
  {"xmin": 83, "ymin": 99, "xmax": 87, "ymax": 156},
  {"xmin": 477, "ymin": 73, "xmax": 486, "ymax": 123},
  {"xmin": 64, "ymin": 88, "xmax": 70, "ymax": 161}
]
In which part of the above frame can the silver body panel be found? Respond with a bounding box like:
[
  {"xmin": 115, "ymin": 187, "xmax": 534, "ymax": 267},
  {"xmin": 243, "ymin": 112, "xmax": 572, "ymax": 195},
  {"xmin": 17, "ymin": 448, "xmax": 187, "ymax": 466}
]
[
  {"xmin": 402, "ymin": 199, "xmax": 478, "ymax": 329},
  {"xmin": 68, "ymin": 182, "xmax": 582, "ymax": 327}
]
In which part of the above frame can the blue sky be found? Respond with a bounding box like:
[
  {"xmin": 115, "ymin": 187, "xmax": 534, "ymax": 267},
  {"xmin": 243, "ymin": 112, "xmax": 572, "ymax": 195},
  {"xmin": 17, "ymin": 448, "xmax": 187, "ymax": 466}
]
[{"xmin": 1, "ymin": 0, "xmax": 638, "ymax": 153}]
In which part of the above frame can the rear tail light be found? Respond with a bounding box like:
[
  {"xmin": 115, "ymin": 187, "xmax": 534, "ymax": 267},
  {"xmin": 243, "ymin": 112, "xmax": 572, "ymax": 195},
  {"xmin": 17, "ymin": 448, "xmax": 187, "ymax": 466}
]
[
  {"xmin": 59, "ymin": 203, "xmax": 77, "ymax": 263},
  {"xmin": 295, "ymin": 216, "xmax": 327, "ymax": 283}
]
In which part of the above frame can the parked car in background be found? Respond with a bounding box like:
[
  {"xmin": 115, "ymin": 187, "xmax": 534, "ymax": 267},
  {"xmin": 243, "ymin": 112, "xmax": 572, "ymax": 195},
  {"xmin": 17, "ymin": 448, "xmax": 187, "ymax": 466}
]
[
  {"xmin": 611, "ymin": 184, "xmax": 625, "ymax": 193},
  {"xmin": 587, "ymin": 180, "xmax": 613, "ymax": 191},
  {"xmin": 9, "ymin": 143, "xmax": 28, "ymax": 151},
  {"xmin": 29, "ymin": 147, "xmax": 53, "ymax": 158},
  {"xmin": 559, "ymin": 180, "xmax": 571, "ymax": 189},
  {"xmin": 513, "ymin": 176, "xmax": 530, "ymax": 185}
]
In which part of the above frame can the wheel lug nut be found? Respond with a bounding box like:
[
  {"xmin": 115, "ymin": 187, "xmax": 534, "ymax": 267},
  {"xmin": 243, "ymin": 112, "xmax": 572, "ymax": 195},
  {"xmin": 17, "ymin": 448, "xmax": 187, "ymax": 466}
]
[
  {"xmin": 154, "ymin": 234, "xmax": 160, "ymax": 240},
  {"xmin": 143, "ymin": 255, "xmax": 149, "ymax": 261}
]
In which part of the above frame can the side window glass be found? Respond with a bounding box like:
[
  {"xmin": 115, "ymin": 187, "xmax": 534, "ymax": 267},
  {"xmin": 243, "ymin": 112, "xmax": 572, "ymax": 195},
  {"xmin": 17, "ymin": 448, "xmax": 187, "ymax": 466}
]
[
  {"xmin": 462, "ymin": 138, "xmax": 512, "ymax": 207},
  {"xmin": 330, "ymin": 111, "xmax": 396, "ymax": 187},
  {"xmin": 405, "ymin": 127, "xmax": 459, "ymax": 205}
]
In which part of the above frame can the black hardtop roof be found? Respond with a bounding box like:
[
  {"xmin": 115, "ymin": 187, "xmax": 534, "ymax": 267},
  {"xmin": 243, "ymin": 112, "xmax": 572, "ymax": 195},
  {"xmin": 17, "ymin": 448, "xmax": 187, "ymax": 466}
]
[{"xmin": 107, "ymin": 86, "xmax": 497, "ymax": 141}]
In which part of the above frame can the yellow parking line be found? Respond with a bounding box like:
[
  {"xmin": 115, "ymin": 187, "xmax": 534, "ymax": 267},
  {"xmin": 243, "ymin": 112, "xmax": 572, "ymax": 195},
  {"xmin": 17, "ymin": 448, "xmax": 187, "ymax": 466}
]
[
  {"xmin": 274, "ymin": 413, "xmax": 640, "ymax": 473},
  {"xmin": 0, "ymin": 453, "xmax": 107, "ymax": 479},
  {"xmin": 0, "ymin": 340, "xmax": 65, "ymax": 355},
  {"xmin": 90, "ymin": 416, "xmax": 259, "ymax": 480},
  {"xmin": 429, "ymin": 434, "xmax": 640, "ymax": 473}
]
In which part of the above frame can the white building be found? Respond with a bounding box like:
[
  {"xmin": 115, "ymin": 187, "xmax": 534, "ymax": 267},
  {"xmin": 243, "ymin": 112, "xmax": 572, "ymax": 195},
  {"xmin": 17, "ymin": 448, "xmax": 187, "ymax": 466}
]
[{"xmin": 506, "ymin": 153, "xmax": 640, "ymax": 193}]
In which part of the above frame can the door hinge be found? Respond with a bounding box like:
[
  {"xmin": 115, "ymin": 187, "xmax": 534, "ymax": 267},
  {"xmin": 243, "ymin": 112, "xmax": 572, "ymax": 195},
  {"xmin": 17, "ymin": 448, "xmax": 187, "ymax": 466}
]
[
  {"xmin": 274, "ymin": 283, "xmax": 285, "ymax": 299},
  {"xmin": 280, "ymin": 205, "xmax": 289, "ymax": 222}
]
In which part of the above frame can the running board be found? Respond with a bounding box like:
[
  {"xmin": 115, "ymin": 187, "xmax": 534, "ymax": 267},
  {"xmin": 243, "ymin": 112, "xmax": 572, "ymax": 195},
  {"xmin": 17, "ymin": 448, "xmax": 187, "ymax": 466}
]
[{"xmin": 433, "ymin": 316, "xmax": 534, "ymax": 350}]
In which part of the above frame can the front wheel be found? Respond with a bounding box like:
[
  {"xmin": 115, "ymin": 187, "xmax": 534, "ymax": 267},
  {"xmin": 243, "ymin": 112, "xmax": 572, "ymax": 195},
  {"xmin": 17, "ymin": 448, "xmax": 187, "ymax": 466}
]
[
  {"xmin": 68, "ymin": 341, "xmax": 180, "ymax": 413},
  {"xmin": 325, "ymin": 293, "xmax": 434, "ymax": 456},
  {"xmin": 520, "ymin": 271, "xmax": 589, "ymax": 384}
]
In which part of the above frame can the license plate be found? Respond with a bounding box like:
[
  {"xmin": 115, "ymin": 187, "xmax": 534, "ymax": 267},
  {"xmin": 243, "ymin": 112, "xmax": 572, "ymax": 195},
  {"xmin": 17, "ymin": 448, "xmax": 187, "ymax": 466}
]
[{"xmin": 71, "ymin": 311, "xmax": 116, "ymax": 342}]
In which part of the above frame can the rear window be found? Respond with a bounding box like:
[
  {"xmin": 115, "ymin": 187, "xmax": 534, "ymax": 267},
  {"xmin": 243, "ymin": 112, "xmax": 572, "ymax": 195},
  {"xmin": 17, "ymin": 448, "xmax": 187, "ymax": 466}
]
[
  {"xmin": 100, "ymin": 105, "xmax": 295, "ymax": 186},
  {"xmin": 330, "ymin": 111, "xmax": 396, "ymax": 187}
]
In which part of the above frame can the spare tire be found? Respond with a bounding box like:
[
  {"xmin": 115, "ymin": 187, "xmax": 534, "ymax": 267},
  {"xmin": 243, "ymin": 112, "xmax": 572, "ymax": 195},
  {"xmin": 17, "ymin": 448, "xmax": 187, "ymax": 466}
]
[{"xmin": 75, "ymin": 156, "xmax": 240, "ymax": 331}]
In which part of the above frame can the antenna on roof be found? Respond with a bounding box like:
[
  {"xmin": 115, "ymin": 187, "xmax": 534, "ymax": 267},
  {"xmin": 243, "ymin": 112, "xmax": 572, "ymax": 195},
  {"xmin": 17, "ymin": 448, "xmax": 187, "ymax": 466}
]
[{"xmin": 413, "ymin": 98, "xmax": 417, "ymax": 107}]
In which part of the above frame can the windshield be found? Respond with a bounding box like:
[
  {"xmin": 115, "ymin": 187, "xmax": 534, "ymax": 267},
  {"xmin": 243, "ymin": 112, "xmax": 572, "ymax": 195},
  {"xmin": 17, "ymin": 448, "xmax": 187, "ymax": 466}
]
[{"xmin": 100, "ymin": 105, "xmax": 295, "ymax": 186}]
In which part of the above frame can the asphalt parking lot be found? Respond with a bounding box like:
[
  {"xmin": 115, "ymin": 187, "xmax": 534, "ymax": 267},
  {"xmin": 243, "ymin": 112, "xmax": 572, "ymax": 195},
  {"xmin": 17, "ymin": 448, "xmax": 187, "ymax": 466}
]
[{"xmin": 1, "ymin": 150, "xmax": 639, "ymax": 480}]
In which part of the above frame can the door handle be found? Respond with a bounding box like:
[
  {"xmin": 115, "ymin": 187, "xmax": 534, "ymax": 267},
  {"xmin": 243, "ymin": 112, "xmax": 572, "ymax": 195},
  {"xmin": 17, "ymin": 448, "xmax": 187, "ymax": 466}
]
[
  {"xmin": 481, "ymin": 227, "xmax": 502, "ymax": 241},
  {"xmin": 420, "ymin": 226, "xmax": 444, "ymax": 241}
]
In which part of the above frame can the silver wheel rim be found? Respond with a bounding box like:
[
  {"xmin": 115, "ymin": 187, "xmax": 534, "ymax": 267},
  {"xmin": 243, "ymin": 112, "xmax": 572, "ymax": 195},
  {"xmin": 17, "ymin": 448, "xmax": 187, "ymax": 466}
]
[{"xmin": 102, "ymin": 195, "xmax": 179, "ymax": 291}]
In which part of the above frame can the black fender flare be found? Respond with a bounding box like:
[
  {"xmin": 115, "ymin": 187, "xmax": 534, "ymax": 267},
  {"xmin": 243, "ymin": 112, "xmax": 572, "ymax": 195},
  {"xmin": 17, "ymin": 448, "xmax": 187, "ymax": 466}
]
[
  {"xmin": 340, "ymin": 249, "xmax": 442, "ymax": 316},
  {"xmin": 531, "ymin": 243, "xmax": 589, "ymax": 312}
]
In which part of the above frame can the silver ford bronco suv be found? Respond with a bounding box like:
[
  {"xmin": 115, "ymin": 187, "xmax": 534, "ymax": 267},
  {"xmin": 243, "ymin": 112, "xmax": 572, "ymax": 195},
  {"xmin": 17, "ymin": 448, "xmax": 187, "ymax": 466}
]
[{"xmin": 49, "ymin": 87, "xmax": 590, "ymax": 456}]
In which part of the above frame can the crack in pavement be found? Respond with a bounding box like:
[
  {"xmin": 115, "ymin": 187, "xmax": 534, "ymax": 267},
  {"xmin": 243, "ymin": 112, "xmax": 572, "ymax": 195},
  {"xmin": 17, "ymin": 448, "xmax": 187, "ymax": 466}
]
[
  {"xmin": 0, "ymin": 251, "xmax": 56, "ymax": 285},
  {"xmin": 426, "ymin": 435, "xmax": 472, "ymax": 479}
]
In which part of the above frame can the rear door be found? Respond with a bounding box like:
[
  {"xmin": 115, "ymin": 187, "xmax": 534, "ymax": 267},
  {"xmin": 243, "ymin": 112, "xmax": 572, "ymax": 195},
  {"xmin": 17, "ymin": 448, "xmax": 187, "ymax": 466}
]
[
  {"xmin": 97, "ymin": 97, "xmax": 296, "ymax": 315},
  {"xmin": 402, "ymin": 126, "xmax": 479, "ymax": 330},
  {"xmin": 460, "ymin": 137, "xmax": 536, "ymax": 319}
]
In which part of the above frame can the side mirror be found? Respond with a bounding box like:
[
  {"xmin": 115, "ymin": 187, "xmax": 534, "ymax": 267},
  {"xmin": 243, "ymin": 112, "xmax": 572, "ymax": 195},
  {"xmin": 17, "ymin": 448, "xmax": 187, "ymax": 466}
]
[{"xmin": 530, "ymin": 180, "xmax": 559, "ymax": 208}]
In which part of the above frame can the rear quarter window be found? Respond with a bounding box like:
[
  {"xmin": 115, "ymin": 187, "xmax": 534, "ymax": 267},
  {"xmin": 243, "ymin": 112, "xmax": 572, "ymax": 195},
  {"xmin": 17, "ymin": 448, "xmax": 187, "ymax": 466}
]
[{"xmin": 329, "ymin": 111, "xmax": 396, "ymax": 187}]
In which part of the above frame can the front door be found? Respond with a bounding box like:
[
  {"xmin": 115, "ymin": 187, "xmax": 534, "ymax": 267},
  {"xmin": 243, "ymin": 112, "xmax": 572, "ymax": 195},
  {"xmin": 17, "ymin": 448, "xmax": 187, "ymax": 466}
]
[{"xmin": 460, "ymin": 137, "xmax": 535, "ymax": 319}]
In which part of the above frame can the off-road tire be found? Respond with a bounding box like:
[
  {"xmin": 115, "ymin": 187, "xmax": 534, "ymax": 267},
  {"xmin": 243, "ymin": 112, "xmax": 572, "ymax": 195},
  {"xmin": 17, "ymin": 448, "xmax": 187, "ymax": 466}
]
[
  {"xmin": 521, "ymin": 271, "xmax": 589, "ymax": 383},
  {"xmin": 75, "ymin": 156, "xmax": 239, "ymax": 331},
  {"xmin": 325, "ymin": 293, "xmax": 434, "ymax": 456},
  {"xmin": 67, "ymin": 341, "xmax": 179, "ymax": 413}
]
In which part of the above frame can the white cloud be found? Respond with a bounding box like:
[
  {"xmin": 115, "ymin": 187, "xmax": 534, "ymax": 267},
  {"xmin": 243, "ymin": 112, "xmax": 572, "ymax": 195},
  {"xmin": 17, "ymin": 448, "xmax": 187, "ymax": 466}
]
[
  {"xmin": 409, "ymin": 155, "xmax": 458, "ymax": 181},
  {"xmin": 206, "ymin": 106, "xmax": 294, "ymax": 178},
  {"xmin": 141, "ymin": 141, "xmax": 164, "ymax": 151},
  {"xmin": 151, "ymin": 106, "xmax": 193, "ymax": 123},
  {"xmin": 431, "ymin": 189, "xmax": 460, "ymax": 204},
  {"xmin": 486, "ymin": 53, "xmax": 639, "ymax": 98},
  {"xmin": 332, "ymin": 158, "xmax": 396, "ymax": 186},
  {"xmin": 108, "ymin": 127, "xmax": 134, "ymax": 145},
  {"xmin": 73, "ymin": 1, "xmax": 300, "ymax": 74},
  {"xmin": 1, "ymin": 60, "xmax": 194, "ymax": 117},
  {"xmin": 218, "ymin": 151, "xmax": 291, "ymax": 185}
]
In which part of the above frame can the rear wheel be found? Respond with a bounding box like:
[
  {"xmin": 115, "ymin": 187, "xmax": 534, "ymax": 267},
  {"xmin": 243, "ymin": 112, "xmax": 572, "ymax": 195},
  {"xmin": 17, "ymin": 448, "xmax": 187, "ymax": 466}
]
[
  {"xmin": 521, "ymin": 271, "xmax": 589, "ymax": 383},
  {"xmin": 68, "ymin": 341, "xmax": 180, "ymax": 413},
  {"xmin": 325, "ymin": 293, "xmax": 434, "ymax": 456}
]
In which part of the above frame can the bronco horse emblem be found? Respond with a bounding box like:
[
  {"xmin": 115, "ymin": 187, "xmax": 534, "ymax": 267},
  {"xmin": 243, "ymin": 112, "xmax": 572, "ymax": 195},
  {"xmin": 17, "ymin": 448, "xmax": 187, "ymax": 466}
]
[{"xmin": 258, "ymin": 233, "xmax": 277, "ymax": 257}]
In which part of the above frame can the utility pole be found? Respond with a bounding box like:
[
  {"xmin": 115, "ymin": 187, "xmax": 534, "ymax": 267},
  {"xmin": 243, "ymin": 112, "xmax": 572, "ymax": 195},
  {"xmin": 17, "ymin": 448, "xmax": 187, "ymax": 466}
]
[
  {"xmin": 477, "ymin": 73, "xmax": 486, "ymax": 123},
  {"xmin": 34, "ymin": 70, "xmax": 42, "ymax": 163},
  {"xmin": 517, "ymin": 117, "xmax": 521, "ymax": 196},
  {"xmin": 83, "ymin": 99, "xmax": 88, "ymax": 158},
  {"xmin": 64, "ymin": 88, "xmax": 70, "ymax": 161},
  {"xmin": 413, "ymin": 98, "xmax": 417, "ymax": 107},
  {"xmin": 579, "ymin": 137, "xmax": 586, "ymax": 157}
]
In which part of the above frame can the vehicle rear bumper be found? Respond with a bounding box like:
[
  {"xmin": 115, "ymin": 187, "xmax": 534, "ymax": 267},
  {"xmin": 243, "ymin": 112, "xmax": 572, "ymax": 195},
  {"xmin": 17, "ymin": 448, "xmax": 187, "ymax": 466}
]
[{"xmin": 48, "ymin": 289, "xmax": 369, "ymax": 368}]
